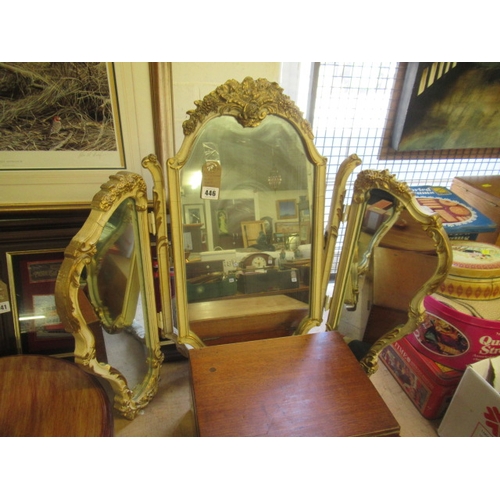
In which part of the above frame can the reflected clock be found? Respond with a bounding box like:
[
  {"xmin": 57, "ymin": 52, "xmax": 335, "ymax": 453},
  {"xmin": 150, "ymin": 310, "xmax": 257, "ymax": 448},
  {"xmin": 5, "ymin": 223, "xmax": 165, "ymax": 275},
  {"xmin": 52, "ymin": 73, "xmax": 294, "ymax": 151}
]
[{"xmin": 240, "ymin": 252, "xmax": 276, "ymax": 269}]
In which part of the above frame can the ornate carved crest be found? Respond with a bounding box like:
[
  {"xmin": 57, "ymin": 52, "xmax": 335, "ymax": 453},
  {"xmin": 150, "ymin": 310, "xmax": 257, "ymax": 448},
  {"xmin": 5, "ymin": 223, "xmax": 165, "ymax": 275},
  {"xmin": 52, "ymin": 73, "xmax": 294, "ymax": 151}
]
[
  {"xmin": 91, "ymin": 172, "xmax": 147, "ymax": 212},
  {"xmin": 182, "ymin": 76, "xmax": 314, "ymax": 139}
]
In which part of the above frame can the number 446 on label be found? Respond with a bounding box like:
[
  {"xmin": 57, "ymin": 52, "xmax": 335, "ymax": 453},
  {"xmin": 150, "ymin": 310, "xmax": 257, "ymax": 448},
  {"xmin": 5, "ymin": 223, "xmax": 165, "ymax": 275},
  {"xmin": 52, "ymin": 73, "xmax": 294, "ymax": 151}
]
[{"xmin": 201, "ymin": 186, "xmax": 220, "ymax": 200}]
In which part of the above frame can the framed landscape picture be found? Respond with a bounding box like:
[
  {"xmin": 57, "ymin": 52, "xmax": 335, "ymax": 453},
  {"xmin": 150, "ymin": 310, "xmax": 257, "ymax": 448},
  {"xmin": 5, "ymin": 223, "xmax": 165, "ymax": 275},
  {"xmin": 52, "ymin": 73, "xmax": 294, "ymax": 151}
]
[{"xmin": 276, "ymin": 199, "xmax": 297, "ymax": 220}]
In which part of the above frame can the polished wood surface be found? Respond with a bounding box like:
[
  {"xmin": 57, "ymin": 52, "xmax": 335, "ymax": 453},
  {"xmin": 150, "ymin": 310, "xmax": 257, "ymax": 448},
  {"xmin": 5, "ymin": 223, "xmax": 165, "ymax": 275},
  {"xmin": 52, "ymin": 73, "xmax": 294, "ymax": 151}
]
[
  {"xmin": 0, "ymin": 355, "xmax": 113, "ymax": 436},
  {"xmin": 189, "ymin": 331, "xmax": 400, "ymax": 436},
  {"xmin": 188, "ymin": 294, "xmax": 308, "ymax": 345}
]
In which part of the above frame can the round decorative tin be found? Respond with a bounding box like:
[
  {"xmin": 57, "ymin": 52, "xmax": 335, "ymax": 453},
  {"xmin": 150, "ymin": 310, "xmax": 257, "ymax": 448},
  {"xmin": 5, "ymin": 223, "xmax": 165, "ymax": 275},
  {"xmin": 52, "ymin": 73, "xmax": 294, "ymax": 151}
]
[
  {"xmin": 439, "ymin": 241, "xmax": 500, "ymax": 300},
  {"xmin": 407, "ymin": 294, "xmax": 500, "ymax": 371}
]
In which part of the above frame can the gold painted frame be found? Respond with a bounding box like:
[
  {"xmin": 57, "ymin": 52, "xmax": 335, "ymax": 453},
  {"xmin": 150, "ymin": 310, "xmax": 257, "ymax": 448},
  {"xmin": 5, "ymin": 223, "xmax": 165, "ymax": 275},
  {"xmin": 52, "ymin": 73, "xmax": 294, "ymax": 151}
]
[
  {"xmin": 55, "ymin": 171, "xmax": 164, "ymax": 419},
  {"xmin": 326, "ymin": 169, "xmax": 452, "ymax": 375},
  {"xmin": 166, "ymin": 77, "xmax": 328, "ymax": 349}
]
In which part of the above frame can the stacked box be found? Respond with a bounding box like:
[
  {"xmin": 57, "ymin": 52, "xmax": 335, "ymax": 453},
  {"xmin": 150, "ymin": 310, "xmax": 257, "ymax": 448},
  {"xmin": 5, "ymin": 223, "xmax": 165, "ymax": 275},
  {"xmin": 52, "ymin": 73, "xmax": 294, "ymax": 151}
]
[
  {"xmin": 438, "ymin": 355, "xmax": 500, "ymax": 437},
  {"xmin": 410, "ymin": 185, "xmax": 496, "ymax": 240},
  {"xmin": 380, "ymin": 336, "xmax": 463, "ymax": 419},
  {"xmin": 451, "ymin": 175, "xmax": 500, "ymax": 245}
]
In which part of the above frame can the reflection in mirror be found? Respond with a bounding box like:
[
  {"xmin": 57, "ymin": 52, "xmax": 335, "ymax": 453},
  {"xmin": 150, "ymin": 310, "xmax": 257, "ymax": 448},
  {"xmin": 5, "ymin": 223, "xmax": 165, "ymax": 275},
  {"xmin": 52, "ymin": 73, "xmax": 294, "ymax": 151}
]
[
  {"xmin": 55, "ymin": 172, "xmax": 163, "ymax": 419},
  {"xmin": 166, "ymin": 78, "xmax": 327, "ymax": 349},
  {"xmin": 326, "ymin": 169, "xmax": 452, "ymax": 375}
]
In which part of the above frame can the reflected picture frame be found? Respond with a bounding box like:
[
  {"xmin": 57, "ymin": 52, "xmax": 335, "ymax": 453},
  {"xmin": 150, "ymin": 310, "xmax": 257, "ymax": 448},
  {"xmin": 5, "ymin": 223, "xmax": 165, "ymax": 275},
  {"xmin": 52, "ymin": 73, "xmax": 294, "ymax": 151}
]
[
  {"xmin": 276, "ymin": 199, "xmax": 297, "ymax": 220},
  {"xmin": 184, "ymin": 204, "xmax": 206, "ymax": 226}
]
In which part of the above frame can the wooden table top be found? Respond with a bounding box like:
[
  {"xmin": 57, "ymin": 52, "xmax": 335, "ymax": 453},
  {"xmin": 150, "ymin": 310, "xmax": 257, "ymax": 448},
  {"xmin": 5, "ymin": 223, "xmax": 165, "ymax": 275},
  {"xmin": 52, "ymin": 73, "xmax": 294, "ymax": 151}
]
[
  {"xmin": 0, "ymin": 355, "xmax": 113, "ymax": 437},
  {"xmin": 189, "ymin": 331, "xmax": 400, "ymax": 437},
  {"xmin": 188, "ymin": 295, "xmax": 309, "ymax": 344},
  {"xmin": 188, "ymin": 294, "xmax": 308, "ymax": 321}
]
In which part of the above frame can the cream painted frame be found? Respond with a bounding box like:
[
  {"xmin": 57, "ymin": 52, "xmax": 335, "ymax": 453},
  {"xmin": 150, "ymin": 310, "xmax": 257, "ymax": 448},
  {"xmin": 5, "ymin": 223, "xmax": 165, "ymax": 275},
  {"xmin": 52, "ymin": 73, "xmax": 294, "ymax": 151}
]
[
  {"xmin": 0, "ymin": 63, "xmax": 124, "ymax": 171},
  {"xmin": 166, "ymin": 77, "xmax": 328, "ymax": 349},
  {"xmin": 0, "ymin": 63, "xmax": 155, "ymax": 206},
  {"xmin": 325, "ymin": 169, "xmax": 453, "ymax": 375},
  {"xmin": 55, "ymin": 171, "xmax": 163, "ymax": 420}
]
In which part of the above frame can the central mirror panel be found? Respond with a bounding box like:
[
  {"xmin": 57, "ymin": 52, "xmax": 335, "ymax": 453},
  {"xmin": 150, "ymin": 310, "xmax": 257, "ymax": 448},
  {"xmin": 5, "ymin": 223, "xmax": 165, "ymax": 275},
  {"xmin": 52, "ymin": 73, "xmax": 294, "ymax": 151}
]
[{"xmin": 168, "ymin": 78, "xmax": 326, "ymax": 349}]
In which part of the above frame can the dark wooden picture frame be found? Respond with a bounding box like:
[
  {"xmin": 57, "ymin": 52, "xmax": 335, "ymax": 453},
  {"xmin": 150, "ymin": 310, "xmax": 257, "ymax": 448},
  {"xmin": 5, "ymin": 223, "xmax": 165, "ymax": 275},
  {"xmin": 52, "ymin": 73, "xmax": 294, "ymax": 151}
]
[
  {"xmin": 6, "ymin": 250, "xmax": 73, "ymax": 354},
  {"xmin": 391, "ymin": 62, "xmax": 500, "ymax": 154}
]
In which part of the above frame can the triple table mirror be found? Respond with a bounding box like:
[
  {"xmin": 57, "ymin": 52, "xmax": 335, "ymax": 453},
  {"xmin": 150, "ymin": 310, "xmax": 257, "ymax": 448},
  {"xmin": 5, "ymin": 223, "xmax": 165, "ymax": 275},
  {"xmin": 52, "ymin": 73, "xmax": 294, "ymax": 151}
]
[{"xmin": 55, "ymin": 75, "xmax": 452, "ymax": 419}]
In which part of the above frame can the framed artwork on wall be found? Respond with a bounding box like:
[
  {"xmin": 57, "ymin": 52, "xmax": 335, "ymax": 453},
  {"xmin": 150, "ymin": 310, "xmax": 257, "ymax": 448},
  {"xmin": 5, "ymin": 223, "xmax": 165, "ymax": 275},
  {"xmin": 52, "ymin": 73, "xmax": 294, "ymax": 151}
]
[
  {"xmin": 275, "ymin": 221, "xmax": 300, "ymax": 234},
  {"xmin": 0, "ymin": 62, "xmax": 124, "ymax": 170},
  {"xmin": 0, "ymin": 62, "xmax": 156, "ymax": 205},
  {"xmin": 276, "ymin": 199, "xmax": 297, "ymax": 220},
  {"xmin": 184, "ymin": 204, "xmax": 206, "ymax": 226},
  {"xmin": 392, "ymin": 62, "xmax": 500, "ymax": 152},
  {"xmin": 6, "ymin": 249, "xmax": 74, "ymax": 355}
]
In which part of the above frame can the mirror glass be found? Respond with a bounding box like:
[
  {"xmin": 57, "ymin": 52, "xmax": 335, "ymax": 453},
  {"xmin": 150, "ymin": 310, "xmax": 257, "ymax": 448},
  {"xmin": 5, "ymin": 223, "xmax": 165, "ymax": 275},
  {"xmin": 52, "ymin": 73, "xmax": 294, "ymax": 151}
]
[
  {"xmin": 89, "ymin": 197, "xmax": 149, "ymax": 391},
  {"xmin": 179, "ymin": 115, "xmax": 314, "ymax": 345}
]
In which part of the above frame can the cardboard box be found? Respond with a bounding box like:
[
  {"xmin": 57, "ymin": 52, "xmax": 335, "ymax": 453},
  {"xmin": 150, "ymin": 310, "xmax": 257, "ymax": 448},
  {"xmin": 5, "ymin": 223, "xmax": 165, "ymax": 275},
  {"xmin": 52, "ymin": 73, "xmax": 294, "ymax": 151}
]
[
  {"xmin": 380, "ymin": 336, "xmax": 463, "ymax": 419},
  {"xmin": 451, "ymin": 175, "xmax": 500, "ymax": 245},
  {"xmin": 410, "ymin": 185, "xmax": 497, "ymax": 240},
  {"xmin": 438, "ymin": 356, "xmax": 500, "ymax": 437},
  {"xmin": 373, "ymin": 246, "xmax": 438, "ymax": 311}
]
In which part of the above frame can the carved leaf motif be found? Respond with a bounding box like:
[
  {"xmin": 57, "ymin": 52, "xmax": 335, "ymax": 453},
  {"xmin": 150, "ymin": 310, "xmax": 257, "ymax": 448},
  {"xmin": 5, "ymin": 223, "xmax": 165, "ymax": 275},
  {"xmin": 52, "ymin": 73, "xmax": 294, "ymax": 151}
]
[
  {"xmin": 182, "ymin": 76, "xmax": 313, "ymax": 138},
  {"xmin": 91, "ymin": 172, "xmax": 147, "ymax": 212}
]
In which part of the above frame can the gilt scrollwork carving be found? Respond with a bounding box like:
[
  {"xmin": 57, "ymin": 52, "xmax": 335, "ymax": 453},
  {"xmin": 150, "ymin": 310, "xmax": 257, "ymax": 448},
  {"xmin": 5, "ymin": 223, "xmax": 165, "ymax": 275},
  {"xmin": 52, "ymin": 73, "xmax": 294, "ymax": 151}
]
[
  {"xmin": 182, "ymin": 77, "xmax": 314, "ymax": 139},
  {"xmin": 327, "ymin": 169, "xmax": 453, "ymax": 375},
  {"xmin": 91, "ymin": 172, "xmax": 148, "ymax": 212}
]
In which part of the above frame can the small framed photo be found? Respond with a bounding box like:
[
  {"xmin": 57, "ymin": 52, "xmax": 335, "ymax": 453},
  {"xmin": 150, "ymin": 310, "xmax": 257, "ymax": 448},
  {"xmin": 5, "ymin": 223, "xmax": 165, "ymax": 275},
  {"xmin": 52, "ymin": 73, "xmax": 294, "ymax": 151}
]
[
  {"xmin": 184, "ymin": 204, "xmax": 206, "ymax": 226},
  {"xmin": 275, "ymin": 221, "xmax": 300, "ymax": 235},
  {"xmin": 274, "ymin": 233, "xmax": 285, "ymax": 245},
  {"xmin": 276, "ymin": 199, "xmax": 297, "ymax": 220},
  {"xmin": 6, "ymin": 249, "xmax": 74, "ymax": 355}
]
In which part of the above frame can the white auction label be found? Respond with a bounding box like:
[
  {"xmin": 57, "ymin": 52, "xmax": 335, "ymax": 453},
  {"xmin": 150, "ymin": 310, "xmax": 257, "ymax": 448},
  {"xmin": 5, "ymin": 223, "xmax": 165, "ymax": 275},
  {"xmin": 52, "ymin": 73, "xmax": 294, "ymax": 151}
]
[
  {"xmin": 201, "ymin": 186, "xmax": 220, "ymax": 200},
  {"xmin": 0, "ymin": 301, "xmax": 11, "ymax": 314}
]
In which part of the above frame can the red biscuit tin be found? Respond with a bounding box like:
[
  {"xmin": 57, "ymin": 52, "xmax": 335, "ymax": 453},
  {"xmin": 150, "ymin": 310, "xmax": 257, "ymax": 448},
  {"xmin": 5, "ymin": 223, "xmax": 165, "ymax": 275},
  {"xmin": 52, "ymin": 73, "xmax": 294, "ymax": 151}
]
[{"xmin": 380, "ymin": 336, "xmax": 463, "ymax": 420}]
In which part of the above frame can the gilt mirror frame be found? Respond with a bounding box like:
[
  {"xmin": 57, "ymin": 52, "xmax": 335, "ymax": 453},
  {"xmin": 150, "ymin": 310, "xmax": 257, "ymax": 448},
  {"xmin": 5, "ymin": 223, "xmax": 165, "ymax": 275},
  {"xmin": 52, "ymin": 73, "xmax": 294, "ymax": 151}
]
[
  {"xmin": 321, "ymin": 153, "xmax": 362, "ymax": 302},
  {"xmin": 167, "ymin": 77, "xmax": 328, "ymax": 349},
  {"xmin": 326, "ymin": 169, "xmax": 452, "ymax": 375},
  {"xmin": 55, "ymin": 171, "xmax": 164, "ymax": 419}
]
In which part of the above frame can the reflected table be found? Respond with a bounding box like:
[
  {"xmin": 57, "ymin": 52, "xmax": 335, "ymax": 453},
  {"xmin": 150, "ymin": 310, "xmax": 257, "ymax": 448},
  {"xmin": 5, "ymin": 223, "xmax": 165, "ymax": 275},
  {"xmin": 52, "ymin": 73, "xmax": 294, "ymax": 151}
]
[
  {"xmin": 0, "ymin": 355, "xmax": 114, "ymax": 437},
  {"xmin": 188, "ymin": 294, "xmax": 308, "ymax": 345},
  {"xmin": 189, "ymin": 330, "xmax": 400, "ymax": 437}
]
